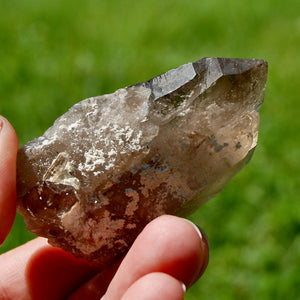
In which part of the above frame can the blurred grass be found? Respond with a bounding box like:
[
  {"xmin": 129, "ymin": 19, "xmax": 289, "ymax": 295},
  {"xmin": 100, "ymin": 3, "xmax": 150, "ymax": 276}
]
[{"xmin": 0, "ymin": 0, "xmax": 299, "ymax": 298}]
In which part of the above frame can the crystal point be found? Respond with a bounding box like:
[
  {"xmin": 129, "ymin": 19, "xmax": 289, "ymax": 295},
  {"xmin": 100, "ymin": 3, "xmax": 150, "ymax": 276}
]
[{"xmin": 17, "ymin": 57, "xmax": 268, "ymax": 267}]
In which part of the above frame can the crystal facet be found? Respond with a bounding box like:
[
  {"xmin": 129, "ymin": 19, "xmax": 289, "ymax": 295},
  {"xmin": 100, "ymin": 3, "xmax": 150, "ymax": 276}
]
[{"xmin": 17, "ymin": 57, "xmax": 268, "ymax": 267}]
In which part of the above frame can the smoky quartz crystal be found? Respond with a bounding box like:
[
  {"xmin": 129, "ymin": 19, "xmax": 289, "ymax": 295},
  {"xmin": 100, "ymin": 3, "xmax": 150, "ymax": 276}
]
[{"xmin": 17, "ymin": 57, "xmax": 268, "ymax": 267}]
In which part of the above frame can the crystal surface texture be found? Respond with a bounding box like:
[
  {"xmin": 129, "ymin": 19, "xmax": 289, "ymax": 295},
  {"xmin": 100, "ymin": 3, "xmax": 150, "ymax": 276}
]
[{"xmin": 17, "ymin": 57, "xmax": 268, "ymax": 266}]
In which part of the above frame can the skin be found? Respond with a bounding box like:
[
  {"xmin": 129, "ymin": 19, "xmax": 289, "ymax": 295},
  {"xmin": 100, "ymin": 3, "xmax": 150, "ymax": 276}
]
[{"xmin": 0, "ymin": 116, "xmax": 209, "ymax": 300}]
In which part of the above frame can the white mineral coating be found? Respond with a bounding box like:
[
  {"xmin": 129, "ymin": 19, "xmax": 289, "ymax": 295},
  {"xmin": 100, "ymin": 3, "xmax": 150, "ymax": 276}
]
[{"xmin": 17, "ymin": 57, "xmax": 268, "ymax": 266}]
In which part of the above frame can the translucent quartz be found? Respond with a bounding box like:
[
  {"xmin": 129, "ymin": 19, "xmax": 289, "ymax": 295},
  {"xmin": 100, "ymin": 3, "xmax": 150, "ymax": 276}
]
[{"xmin": 17, "ymin": 57, "xmax": 268, "ymax": 267}]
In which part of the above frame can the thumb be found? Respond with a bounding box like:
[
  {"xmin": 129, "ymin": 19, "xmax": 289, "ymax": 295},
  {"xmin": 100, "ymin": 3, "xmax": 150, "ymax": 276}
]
[{"xmin": 0, "ymin": 116, "xmax": 18, "ymax": 245}]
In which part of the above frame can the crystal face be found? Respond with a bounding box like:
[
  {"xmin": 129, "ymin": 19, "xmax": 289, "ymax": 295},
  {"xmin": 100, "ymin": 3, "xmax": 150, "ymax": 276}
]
[{"xmin": 17, "ymin": 57, "xmax": 268, "ymax": 267}]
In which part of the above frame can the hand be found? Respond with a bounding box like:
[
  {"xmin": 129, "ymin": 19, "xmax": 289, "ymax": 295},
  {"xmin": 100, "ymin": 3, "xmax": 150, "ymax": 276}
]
[{"xmin": 0, "ymin": 116, "xmax": 209, "ymax": 300}]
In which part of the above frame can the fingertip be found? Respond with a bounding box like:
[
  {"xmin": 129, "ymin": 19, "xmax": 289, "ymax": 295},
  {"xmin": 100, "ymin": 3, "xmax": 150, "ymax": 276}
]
[
  {"xmin": 0, "ymin": 116, "xmax": 19, "ymax": 245},
  {"xmin": 151, "ymin": 216, "xmax": 210, "ymax": 287},
  {"xmin": 0, "ymin": 116, "xmax": 19, "ymax": 150},
  {"xmin": 155, "ymin": 216, "xmax": 209, "ymax": 286},
  {"xmin": 105, "ymin": 215, "xmax": 209, "ymax": 299},
  {"xmin": 149, "ymin": 216, "xmax": 209, "ymax": 270}
]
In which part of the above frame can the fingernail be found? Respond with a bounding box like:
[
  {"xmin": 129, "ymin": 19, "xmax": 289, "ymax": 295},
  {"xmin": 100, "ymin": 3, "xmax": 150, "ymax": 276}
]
[
  {"xmin": 184, "ymin": 219, "xmax": 210, "ymax": 284},
  {"xmin": 183, "ymin": 219, "xmax": 203, "ymax": 241},
  {"xmin": 198, "ymin": 226, "xmax": 210, "ymax": 249},
  {"xmin": 196, "ymin": 226, "xmax": 209, "ymax": 278},
  {"xmin": 181, "ymin": 282, "xmax": 187, "ymax": 294},
  {"xmin": 0, "ymin": 118, "xmax": 3, "ymax": 134},
  {"xmin": 183, "ymin": 219, "xmax": 210, "ymax": 248}
]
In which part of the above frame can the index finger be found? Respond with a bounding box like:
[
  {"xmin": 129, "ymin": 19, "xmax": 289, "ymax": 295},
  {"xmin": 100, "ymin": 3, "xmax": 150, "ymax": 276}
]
[{"xmin": 103, "ymin": 215, "xmax": 209, "ymax": 300}]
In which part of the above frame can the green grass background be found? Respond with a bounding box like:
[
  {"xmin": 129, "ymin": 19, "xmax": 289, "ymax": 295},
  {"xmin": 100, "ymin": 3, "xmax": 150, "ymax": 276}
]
[{"xmin": 0, "ymin": 0, "xmax": 299, "ymax": 298}]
